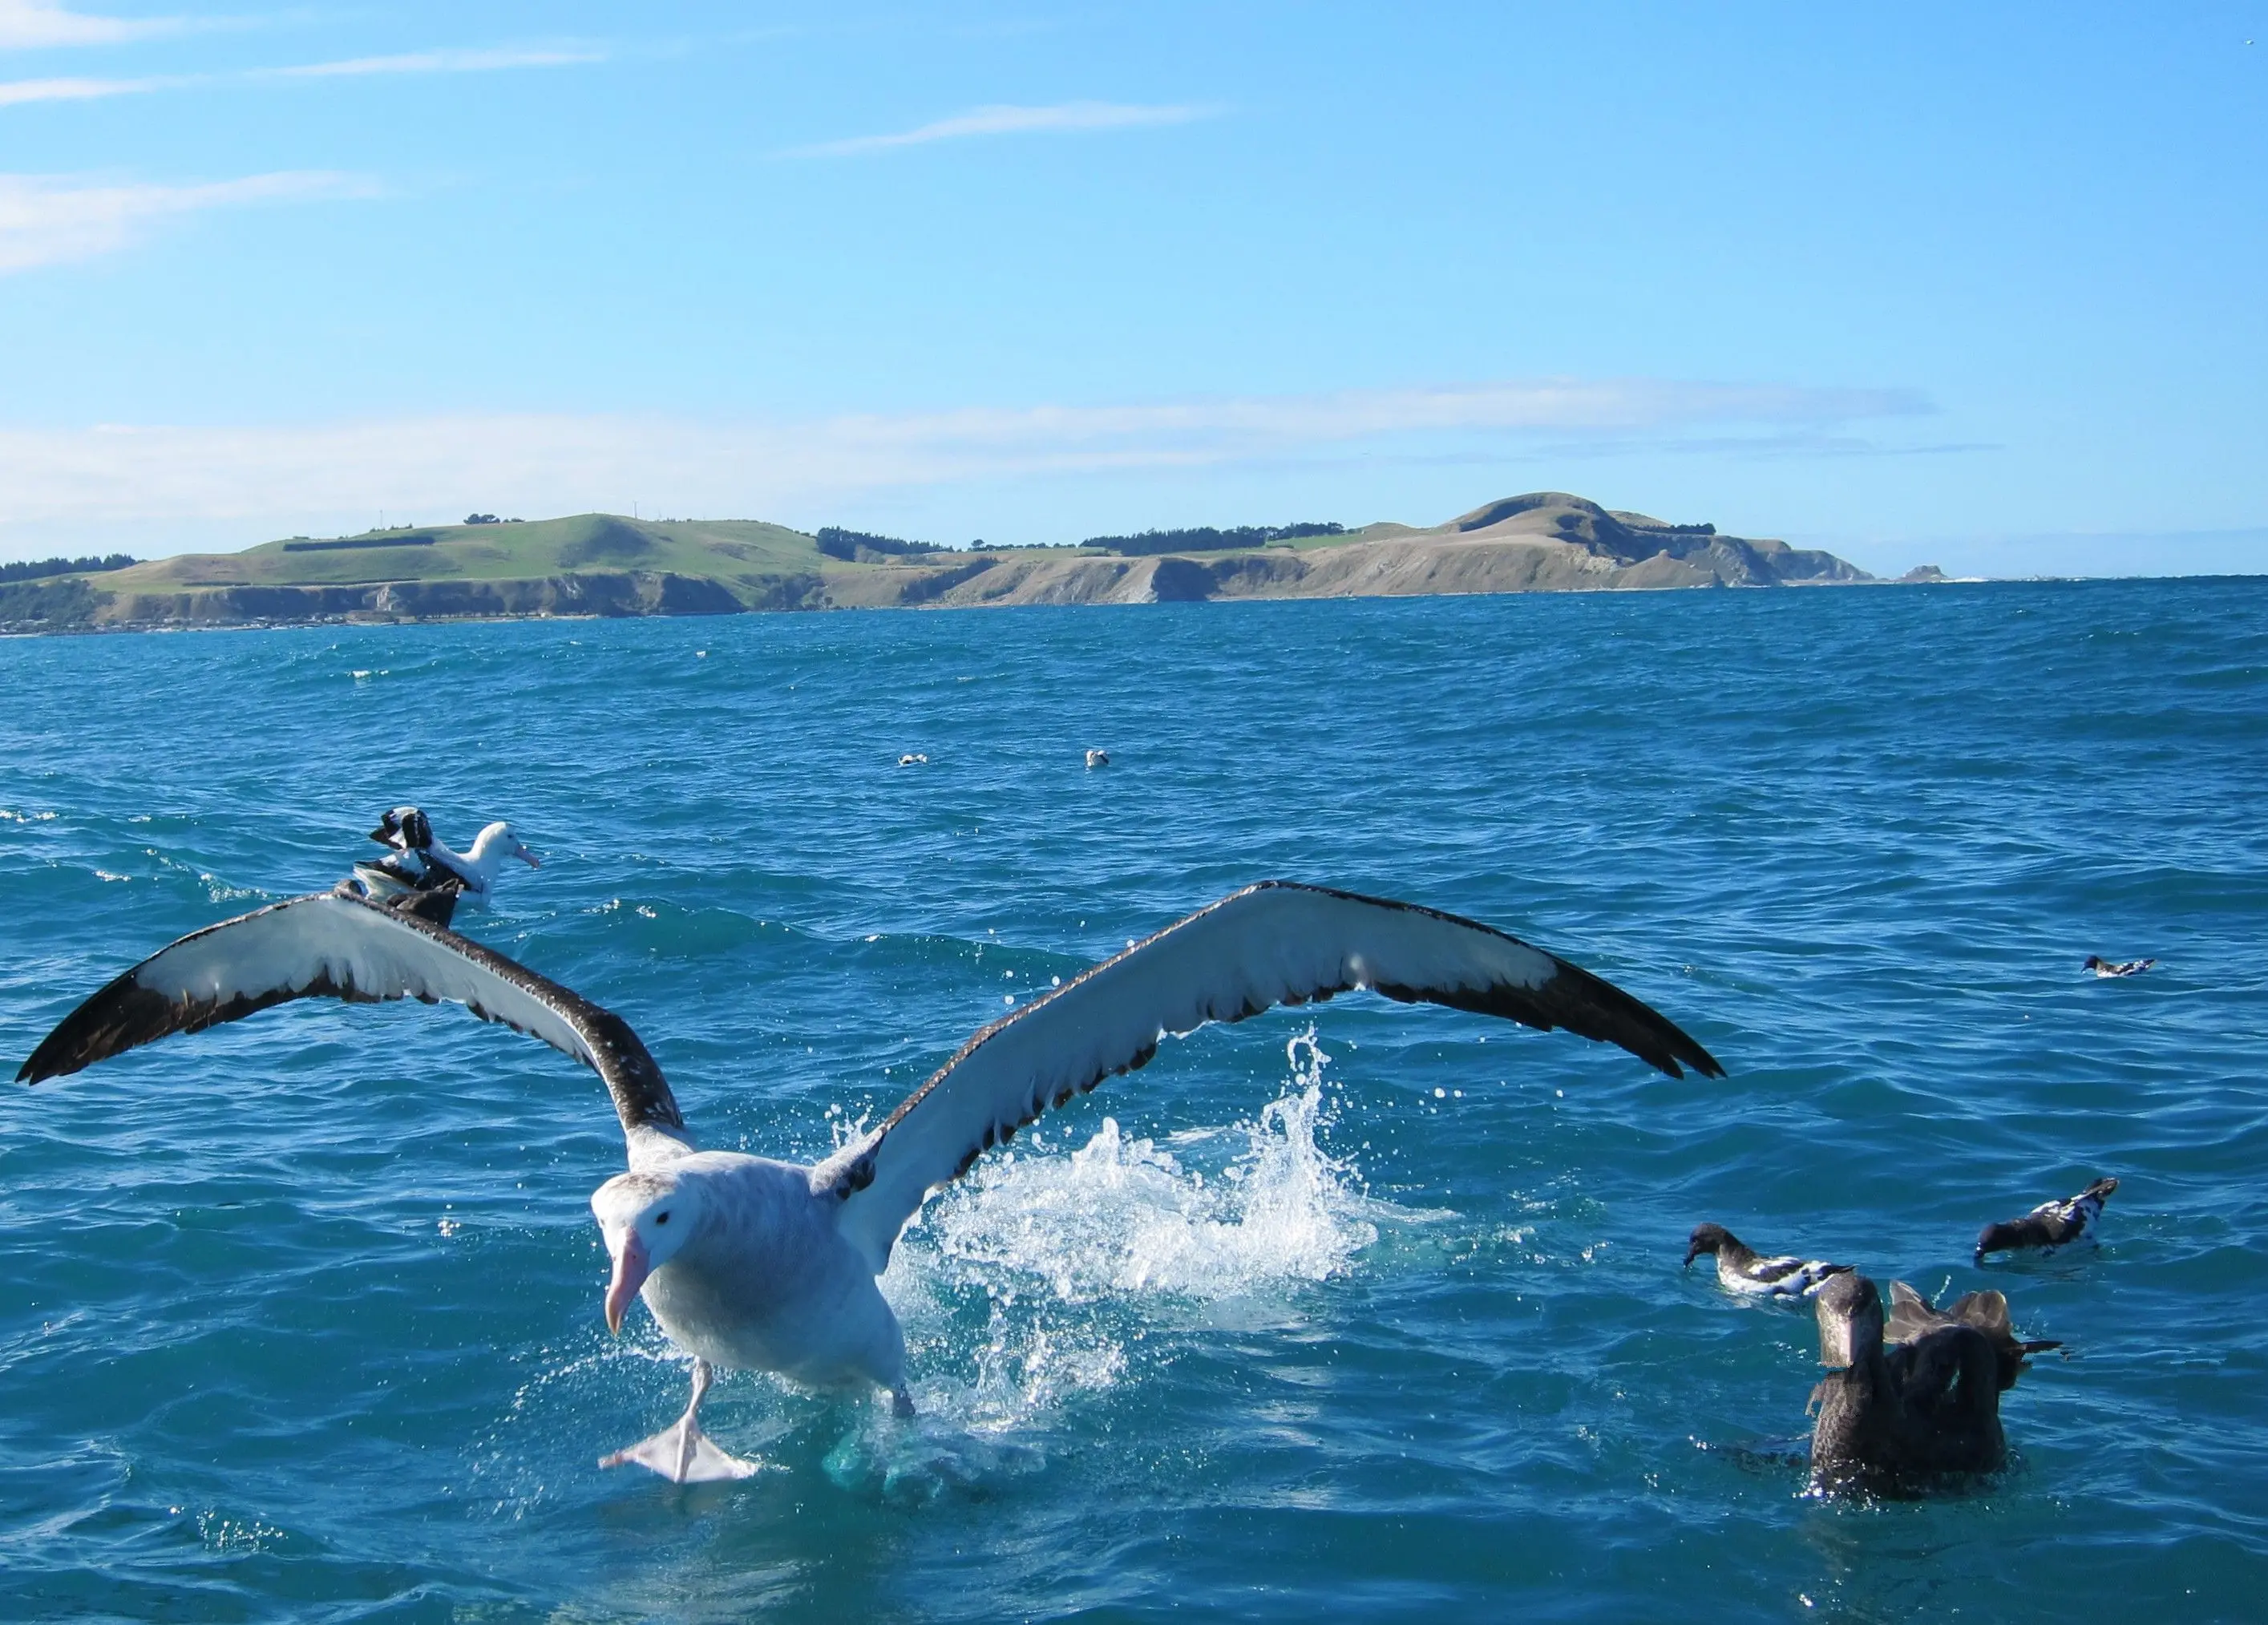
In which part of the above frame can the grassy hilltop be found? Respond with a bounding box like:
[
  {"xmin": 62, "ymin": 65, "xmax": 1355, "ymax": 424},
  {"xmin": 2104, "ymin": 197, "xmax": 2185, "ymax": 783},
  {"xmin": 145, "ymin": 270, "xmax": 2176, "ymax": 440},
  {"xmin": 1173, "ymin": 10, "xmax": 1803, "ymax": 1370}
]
[
  {"xmin": 0, "ymin": 495, "xmax": 1876, "ymax": 633},
  {"xmin": 107, "ymin": 514, "xmax": 824, "ymax": 592}
]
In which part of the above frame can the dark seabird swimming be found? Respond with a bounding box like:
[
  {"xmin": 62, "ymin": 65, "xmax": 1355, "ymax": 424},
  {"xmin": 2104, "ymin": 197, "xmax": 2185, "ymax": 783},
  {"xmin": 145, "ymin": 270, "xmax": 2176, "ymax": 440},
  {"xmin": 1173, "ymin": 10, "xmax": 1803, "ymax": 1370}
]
[
  {"xmin": 1975, "ymin": 1176, "xmax": 2118, "ymax": 1262},
  {"xmin": 19, "ymin": 879, "xmax": 1721, "ymax": 1484},
  {"xmin": 1886, "ymin": 1280, "xmax": 2062, "ymax": 1392},
  {"xmin": 1808, "ymin": 1272, "xmax": 2006, "ymax": 1497},
  {"xmin": 2084, "ymin": 955, "xmax": 2156, "ymax": 978},
  {"xmin": 1683, "ymin": 1223, "xmax": 1853, "ymax": 1300}
]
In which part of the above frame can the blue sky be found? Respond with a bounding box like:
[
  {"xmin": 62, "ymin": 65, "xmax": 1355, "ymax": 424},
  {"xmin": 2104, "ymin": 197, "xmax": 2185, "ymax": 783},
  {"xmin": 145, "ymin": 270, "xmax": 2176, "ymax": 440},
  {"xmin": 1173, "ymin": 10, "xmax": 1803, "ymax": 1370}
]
[{"xmin": 1, "ymin": 2, "xmax": 2262, "ymax": 576}]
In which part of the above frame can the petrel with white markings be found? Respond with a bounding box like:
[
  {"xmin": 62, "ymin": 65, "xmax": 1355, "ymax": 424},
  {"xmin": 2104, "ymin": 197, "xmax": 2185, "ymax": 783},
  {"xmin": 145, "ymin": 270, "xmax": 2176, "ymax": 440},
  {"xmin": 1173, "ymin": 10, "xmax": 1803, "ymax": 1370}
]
[
  {"xmin": 1683, "ymin": 1223, "xmax": 1854, "ymax": 1300},
  {"xmin": 1975, "ymin": 1177, "xmax": 2118, "ymax": 1263},
  {"xmin": 18, "ymin": 879, "xmax": 1720, "ymax": 1484}
]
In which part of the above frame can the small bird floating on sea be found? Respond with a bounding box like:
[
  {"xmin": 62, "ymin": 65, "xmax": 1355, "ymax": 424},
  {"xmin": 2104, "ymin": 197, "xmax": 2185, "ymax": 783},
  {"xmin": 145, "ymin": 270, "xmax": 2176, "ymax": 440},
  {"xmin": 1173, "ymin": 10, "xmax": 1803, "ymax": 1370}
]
[
  {"xmin": 1085, "ymin": 749, "xmax": 1110, "ymax": 770},
  {"xmin": 1684, "ymin": 1223, "xmax": 1854, "ymax": 1300},
  {"xmin": 1975, "ymin": 1176, "xmax": 2118, "ymax": 1263},
  {"xmin": 1885, "ymin": 1280, "xmax": 2061, "ymax": 1393},
  {"xmin": 1808, "ymin": 1271, "xmax": 2007, "ymax": 1497},
  {"xmin": 19, "ymin": 879, "xmax": 1722, "ymax": 1484},
  {"xmin": 2084, "ymin": 955, "xmax": 2155, "ymax": 978},
  {"xmin": 897, "ymin": 753, "xmax": 928, "ymax": 767}
]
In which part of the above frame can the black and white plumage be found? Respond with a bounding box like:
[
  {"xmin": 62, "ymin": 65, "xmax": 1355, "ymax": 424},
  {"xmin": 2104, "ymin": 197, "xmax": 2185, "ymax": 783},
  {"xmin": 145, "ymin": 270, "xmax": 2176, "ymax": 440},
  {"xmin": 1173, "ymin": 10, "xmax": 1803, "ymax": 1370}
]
[
  {"xmin": 1682, "ymin": 1223, "xmax": 1853, "ymax": 1300},
  {"xmin": 1809, "ymin": 1272, "xmax": 2007, "ymax": 1498},
  {"xmin": 1885, "ymin": 1280, "xmax": 2061, "ymax": 1393},
  {"xmin": 353, "ymin": 810, "xmax": 539, "ymax": 906},
  {"xmin": 2084, "ymin": 955, "xmax": 2155, "ymax": 978},
  {"xmin": 19, "ymin": 879, "xmax": 1721, "ymax": 1483},
  {"xmin": 1975, "ymin": 1176, "xmax": 2118, "ymax": 1263}
]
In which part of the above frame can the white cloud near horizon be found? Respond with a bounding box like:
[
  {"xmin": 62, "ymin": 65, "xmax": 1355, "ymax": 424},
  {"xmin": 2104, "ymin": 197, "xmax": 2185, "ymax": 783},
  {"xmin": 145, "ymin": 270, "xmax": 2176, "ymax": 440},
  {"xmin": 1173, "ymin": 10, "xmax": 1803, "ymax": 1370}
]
[
  {"xmin": 0, "ymin": 381, "xmax": 1928, "ymax": 540},
  {"xmin": 0, "ymin": 41, "xmax": 604, "ymax": 107},
  {"xmin": 0, "ymin": 169, "xmax": 372, "ymax": 271},
  {"xmin": 0, "ymin": 0, "xmax": 178, "ymax": 49},
  {"xmin": 790, "ymin": 100, "xmax": 1219, "ymax": 157}
]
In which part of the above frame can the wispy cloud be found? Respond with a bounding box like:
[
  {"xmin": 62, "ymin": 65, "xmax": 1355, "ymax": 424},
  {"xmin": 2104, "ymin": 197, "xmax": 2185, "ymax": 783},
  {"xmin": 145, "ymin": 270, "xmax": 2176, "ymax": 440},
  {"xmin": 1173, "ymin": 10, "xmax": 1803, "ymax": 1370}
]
[
  {"xmin": 0, "ymin": 380, "xmax": 1930, "ymax": 536},
  {"xmin": 0, "ymin": 70, "xmax": 162, "ymax": 103},
  {"xmin": 0, "ymin": 169, "xmax": 374, "ymax": 271},
  {"xmin": 789, "ymin": 100, "xmax": 1219, "ymax": 158},
  {"xmin": 267, "ymin": 45, "xmax": 605, "ymax": 79},
  {"xmin": 0, "ymin": 0, "xmax": 180, "ymax": 50},
  {"xmin": 0, "ymin": 40, "xmax": 604, "ymax": 107}
]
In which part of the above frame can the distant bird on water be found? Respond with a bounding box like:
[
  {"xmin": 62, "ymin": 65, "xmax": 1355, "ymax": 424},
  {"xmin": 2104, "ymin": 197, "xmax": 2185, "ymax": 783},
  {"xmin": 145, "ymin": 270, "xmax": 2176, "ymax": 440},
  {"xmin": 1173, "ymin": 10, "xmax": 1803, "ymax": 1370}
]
[
  {"xmin": 19, "ymin": 880, "xmax": 1720, "ymax": 1484},
  {"xmin": 1085, "ymin": 748, "xmax": 1110, "ymax": 770},
  {"xmin": 2084, "ymin": 955, "xmax": 2155, "ymax": 978},
  {"xmin": 1808, "ymin": 1271, "xmax": 2007, "ymax": 1497},
  {"xmin": 898, "ymin": 753, "xmax": 928, "ymax": 767},
  {"xmin": 1684, "ymin": 1223, "xmax": 1854, "ymax": 1300},
  {"xmin": 1975, "ymin": 1176, "xmax": 2118, "ymax": 1262}
]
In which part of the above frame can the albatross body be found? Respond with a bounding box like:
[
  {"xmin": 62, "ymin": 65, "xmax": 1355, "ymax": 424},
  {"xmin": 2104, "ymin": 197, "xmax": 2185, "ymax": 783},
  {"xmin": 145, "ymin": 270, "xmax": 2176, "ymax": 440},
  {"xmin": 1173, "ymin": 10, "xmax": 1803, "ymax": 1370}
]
[
  {"xmin": 353, "ymin": 810, "xmax": 540, "ymax": 906},
  {"xmin": 19, "ymin": 879, "xmax": 1721, "ymax": 1483}
]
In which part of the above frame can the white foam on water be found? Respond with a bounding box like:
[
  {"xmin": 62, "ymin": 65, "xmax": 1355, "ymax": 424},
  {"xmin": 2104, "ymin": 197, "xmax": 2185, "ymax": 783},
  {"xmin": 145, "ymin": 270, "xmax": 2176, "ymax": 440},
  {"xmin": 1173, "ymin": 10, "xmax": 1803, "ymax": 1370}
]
[{"xmin": 901, "ymin": 1027, "xmax": 1379, "ymax": 1309}]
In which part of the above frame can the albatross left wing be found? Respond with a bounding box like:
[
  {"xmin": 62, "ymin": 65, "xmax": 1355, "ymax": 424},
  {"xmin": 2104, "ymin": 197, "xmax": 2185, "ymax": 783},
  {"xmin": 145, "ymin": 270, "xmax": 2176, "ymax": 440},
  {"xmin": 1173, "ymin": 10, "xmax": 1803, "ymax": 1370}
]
[
  {"xmin": 17, "ymin": 890, "xmax": 691, "ymax": 1162},
  {"xmin": 819, "ymin": 880, "xmax": 1721, "ymax": 1271}
]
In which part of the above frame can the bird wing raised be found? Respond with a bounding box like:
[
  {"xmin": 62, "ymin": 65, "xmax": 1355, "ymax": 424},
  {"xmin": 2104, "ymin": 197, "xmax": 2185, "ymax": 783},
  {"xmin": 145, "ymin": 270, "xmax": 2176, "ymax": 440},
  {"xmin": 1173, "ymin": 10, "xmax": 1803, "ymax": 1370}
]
[
  {"xmin": 819, "ymin": 880, "xmax": 1721, "ymax": 1271},
  {"xmin": 1885, "ymin": 1279, "xmax": 1944, "ymax": 1344},
  {"xmin": 17, "ymin": 890, "xmax": 690, "ymax": 1163}
]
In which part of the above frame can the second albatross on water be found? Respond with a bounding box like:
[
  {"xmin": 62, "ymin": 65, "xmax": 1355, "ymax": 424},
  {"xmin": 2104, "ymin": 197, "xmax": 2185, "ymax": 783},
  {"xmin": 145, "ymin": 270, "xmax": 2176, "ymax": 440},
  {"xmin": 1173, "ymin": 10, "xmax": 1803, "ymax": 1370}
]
[{"xmin": 18, "ymin": 879, "xmax": 1720, "ymax": 1483}]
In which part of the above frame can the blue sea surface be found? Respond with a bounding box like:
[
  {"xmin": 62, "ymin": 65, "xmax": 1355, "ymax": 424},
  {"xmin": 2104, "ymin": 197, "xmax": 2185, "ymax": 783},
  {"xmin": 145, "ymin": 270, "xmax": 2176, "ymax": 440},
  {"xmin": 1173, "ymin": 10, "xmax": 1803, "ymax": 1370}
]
[{"xmin": 2, "ymin": 580, "xmax": 2266, "ymax": 1622}]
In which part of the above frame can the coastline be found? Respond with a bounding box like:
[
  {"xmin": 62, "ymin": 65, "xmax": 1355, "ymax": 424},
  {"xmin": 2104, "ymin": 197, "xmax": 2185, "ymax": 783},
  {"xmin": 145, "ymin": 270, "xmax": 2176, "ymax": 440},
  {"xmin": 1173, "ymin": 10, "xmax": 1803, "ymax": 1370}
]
[{"xmin": 0, "ymin": 493, "xmax": 1904, "ymax": 637}]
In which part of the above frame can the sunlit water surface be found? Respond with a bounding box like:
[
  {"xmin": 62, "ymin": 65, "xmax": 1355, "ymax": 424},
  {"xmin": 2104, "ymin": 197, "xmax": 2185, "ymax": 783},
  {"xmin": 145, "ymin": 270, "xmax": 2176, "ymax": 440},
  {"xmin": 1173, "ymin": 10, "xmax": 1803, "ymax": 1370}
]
[{"xmin": 2, "ymin": 581, "xmax": 2265, "ymax": 1622}]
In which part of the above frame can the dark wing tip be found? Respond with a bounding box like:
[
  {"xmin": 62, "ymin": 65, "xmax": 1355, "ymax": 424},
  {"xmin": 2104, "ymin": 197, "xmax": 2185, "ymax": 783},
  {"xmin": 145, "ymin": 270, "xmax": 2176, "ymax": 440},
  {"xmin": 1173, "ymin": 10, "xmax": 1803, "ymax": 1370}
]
[
  {"xmin": 1531, "ymin": 958, "xmax": 1725, "ymax": 1080},
  {"xmin": 18, "ymin": 972, "xmax": 180, "ymax": 1085}
]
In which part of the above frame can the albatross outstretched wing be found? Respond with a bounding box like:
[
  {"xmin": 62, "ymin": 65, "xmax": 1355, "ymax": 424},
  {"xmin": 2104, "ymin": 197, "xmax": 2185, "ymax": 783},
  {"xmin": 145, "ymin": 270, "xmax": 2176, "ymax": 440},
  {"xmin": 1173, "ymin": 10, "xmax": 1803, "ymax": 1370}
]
[
  {"xmin": 820, "ymin": 881, "xmax": 1721, "ymax": 1271},
  {"xmin": 18, "ymin": 890, "xmax": 689, "ymax": 1162}
]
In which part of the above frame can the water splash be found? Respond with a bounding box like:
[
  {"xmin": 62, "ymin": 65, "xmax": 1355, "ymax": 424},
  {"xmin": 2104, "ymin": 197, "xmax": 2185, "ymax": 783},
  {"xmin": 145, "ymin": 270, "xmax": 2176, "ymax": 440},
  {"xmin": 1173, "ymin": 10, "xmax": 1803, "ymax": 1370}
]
[{"xmin": 909, "ymin": 1026, "xmax": 1377, "ymax": 1307}]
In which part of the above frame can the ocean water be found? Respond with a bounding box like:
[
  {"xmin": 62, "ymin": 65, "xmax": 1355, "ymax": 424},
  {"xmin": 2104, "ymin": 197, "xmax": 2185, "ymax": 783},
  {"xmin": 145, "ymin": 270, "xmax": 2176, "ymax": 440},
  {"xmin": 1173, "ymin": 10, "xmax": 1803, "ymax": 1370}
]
[{"xmin": 2, "ymin": 580, "xmax": 2265, "ymax": 1623}]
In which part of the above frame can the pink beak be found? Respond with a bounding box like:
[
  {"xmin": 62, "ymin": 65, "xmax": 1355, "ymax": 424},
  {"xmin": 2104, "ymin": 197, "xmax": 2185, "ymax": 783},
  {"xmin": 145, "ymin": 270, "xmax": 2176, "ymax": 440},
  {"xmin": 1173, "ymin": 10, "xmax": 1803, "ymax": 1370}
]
[
  {"xmin": 604, "ymin": 1234, "xmax": 650, "ymax": 1334},
  {"xmin": 519, "ymin": 849, "xmax": 543, "ymax": 869}
]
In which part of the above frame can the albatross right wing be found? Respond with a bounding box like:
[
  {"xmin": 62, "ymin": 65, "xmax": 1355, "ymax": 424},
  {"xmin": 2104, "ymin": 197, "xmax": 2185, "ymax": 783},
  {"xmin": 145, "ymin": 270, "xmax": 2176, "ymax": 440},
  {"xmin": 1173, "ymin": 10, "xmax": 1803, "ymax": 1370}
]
[
  {"xmin": 819, "ymin": 880, "xmax": 1722, "ymax": 1272},
  {"xmin": 17, "ymin": 890, "xmax": 690, "ymax": 1162}
]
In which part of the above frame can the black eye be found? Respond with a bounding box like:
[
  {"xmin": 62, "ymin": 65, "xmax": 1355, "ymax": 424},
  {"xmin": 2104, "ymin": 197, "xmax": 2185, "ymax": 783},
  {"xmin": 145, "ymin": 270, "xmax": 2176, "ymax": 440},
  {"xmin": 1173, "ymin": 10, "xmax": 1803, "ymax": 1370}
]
[{"xmin": 655, "ymin": 1211, "xmax": 670, "ymax": 1224}]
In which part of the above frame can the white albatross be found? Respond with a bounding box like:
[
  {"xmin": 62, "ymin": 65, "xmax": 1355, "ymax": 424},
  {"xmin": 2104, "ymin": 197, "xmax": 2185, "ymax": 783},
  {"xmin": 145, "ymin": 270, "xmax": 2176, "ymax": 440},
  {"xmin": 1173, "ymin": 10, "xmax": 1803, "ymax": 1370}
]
[
  {"xmin": 18, "ymin": 879, "xmax": 1722, "ymax": 1483},
  {"xmin": 354, "ymin": 810, "xmax": 540, "ymax": 906}
]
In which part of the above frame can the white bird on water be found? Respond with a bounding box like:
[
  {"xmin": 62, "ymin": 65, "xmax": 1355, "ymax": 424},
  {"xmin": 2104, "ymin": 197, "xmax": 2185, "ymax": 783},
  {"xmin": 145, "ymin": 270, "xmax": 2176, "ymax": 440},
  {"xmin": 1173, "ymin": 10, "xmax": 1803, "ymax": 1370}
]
[
  {"xmin": 354, "ymin": 807, "xmax": 540, "ymax": 904},
  {"xmin": 18, "ymin": 880, "xmax": 1720, "ymax": 1483}
]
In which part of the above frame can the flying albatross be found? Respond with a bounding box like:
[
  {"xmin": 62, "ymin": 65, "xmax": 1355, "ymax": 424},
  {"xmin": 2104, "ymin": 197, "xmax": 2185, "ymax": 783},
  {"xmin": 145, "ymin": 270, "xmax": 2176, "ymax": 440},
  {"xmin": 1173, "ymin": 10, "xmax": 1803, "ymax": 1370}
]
[{"xmin": 18, "ymin": 879, "xmax": 1721, "ymax": 1483}]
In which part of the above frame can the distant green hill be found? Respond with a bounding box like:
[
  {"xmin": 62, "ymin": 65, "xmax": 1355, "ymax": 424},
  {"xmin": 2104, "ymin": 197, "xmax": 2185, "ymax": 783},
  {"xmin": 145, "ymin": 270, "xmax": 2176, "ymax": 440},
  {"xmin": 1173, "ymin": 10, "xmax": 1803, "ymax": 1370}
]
[
  {"xmin": 0, "ymin": 497, "xmax": 1875, "ymax": 633},
  {"xmin": 107, "ymin": 513, "xmax": 827, "ymax": 592}
]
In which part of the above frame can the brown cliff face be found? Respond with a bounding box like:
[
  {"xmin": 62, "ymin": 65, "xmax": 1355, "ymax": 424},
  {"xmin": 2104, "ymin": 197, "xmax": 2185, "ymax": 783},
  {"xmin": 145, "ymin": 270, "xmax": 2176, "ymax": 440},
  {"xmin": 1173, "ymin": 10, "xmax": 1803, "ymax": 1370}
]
[
  {"xmin": 88, "ymin": 571, "xmax": 770, "ymax": 628},
  {"xmin": 839, "ymin": 495, "xmax": 1867, "ymax": 609}
]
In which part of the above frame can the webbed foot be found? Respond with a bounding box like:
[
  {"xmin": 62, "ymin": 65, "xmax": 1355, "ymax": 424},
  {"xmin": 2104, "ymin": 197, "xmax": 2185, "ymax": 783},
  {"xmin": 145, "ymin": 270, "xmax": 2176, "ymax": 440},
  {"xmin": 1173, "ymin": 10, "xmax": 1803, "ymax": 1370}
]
[
  {"xmin": 599, "ymin": 1420, "xmax": 762, "ymax": 1483},
  {"xmin": 600, "ymin": 1356, "xmax": 762, "ymax": 1484}
]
